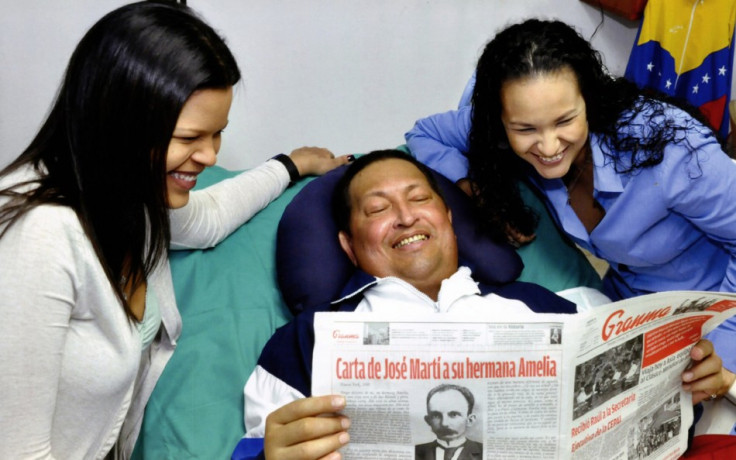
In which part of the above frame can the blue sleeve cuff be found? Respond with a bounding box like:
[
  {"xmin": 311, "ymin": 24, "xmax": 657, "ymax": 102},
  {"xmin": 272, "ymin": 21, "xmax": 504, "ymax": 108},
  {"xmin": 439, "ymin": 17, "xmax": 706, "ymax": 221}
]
[
  {"xmin": 404, "ymin": 108, "xmax": 472, "ymax": 182},
  {"xmin": 704, "ymin": 315, "xmax": 736, "ymax": 372},
  {"xmin": 231, "ymin": 437, "xmax": 265, "ymax": 460}
]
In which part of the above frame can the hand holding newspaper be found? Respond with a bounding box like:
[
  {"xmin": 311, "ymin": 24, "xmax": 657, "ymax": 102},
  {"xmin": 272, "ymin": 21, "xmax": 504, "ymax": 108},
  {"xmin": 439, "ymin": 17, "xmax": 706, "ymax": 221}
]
[{"xmin": 312, "ymin": 291, "xmax": 736, "ymax": 460}]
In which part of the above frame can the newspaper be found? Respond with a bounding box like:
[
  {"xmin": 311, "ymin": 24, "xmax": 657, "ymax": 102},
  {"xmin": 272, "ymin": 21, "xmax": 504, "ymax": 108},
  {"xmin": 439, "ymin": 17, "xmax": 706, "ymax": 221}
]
[{"xmin": 312, "ymin": 291, "xmax": 736, "ymax": 460}]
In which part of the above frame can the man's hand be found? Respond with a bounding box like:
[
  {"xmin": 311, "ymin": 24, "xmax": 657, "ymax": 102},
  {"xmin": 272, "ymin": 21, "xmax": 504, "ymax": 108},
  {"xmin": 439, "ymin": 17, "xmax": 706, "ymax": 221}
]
[
  {"xmin": 682, "ymin": 339, "xmax": 728, "ymax": 404},
  {"xmin": 288, "ymin": 147, "xmax": 351, "ymax": 177},
  {"xmin": 264, "ymin": 395, "xmax": 350, "ymax": 460},
  {"xmin": 723, "ymin": 368, "xmax": 736, "ymax": 399}
]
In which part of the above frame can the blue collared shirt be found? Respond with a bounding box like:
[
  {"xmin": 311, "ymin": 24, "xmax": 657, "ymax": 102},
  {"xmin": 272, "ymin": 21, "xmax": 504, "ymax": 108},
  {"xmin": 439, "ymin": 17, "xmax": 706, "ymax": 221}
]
[
  {"xmin": 406, "ymin": 102, "xmax": 736, "ymax": 299},
  {"xmin": 531, "ymin": 105, "xmax": 736, "ymax": 300},
  {"xmin": 406, "ymin": 101, "xmax": 736, "ymax": 373}
]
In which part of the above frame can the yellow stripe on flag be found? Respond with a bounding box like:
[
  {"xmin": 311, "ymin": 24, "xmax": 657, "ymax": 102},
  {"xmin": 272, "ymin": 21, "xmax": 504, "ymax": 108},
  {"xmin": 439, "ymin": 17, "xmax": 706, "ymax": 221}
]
[{"xmin": 637, "ymin": 0, "xmax": 736, "ymax": 75}]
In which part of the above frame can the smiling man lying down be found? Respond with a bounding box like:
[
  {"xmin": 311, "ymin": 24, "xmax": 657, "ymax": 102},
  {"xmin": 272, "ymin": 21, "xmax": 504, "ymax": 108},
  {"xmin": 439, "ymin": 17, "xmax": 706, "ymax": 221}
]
[{"xmin": 239, "ymin": 150, "xmax": 577, "ymax": 459}]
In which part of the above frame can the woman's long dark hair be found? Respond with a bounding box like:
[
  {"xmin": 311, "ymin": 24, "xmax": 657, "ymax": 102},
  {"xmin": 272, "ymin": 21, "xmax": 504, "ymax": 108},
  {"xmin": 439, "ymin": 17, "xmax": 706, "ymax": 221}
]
[
  {"xmin": 0, "ymin": 1, "xmax": 240, "ymax": 320},
  {"xmin": 467, "ymin": 18, "xmax": 720, "ymax": 241}
]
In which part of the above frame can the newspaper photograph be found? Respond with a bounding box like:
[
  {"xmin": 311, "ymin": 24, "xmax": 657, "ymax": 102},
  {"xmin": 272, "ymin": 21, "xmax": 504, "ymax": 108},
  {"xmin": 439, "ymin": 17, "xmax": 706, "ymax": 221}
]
[{"xmin": 312, "ymin": 291, "xmax": 736, "ymax": 460}]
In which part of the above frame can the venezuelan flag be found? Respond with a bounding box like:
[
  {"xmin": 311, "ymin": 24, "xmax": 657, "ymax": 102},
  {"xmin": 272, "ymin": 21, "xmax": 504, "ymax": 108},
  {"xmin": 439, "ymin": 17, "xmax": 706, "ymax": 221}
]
[{"xmin": 625, "ymin": 0, "xmax": 736, "ymax": 138}]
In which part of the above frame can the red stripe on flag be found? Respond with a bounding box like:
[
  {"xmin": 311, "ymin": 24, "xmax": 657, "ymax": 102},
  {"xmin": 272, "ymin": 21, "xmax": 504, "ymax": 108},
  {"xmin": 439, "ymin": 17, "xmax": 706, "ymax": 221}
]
[{"xmin": 699, "ymin": 95, "xmax": 727, "ymax": 133}]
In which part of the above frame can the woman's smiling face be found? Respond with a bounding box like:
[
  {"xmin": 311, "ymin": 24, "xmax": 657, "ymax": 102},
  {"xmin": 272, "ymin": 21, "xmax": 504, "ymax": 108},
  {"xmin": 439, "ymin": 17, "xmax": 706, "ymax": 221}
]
[
  {"xmin": 500, "ymin": 67, "xmax": 589, "ymax": 179},
  {"xmin": 165, "ymin": 87, "xmax": 232, "ymax": 209}
]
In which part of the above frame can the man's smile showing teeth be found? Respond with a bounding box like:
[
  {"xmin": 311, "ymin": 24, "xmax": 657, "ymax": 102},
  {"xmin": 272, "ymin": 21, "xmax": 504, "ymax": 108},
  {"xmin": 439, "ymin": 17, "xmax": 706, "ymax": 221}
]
[{"xmin": 393, "ymin": 234, "xmax": 428, "ymax": 248}]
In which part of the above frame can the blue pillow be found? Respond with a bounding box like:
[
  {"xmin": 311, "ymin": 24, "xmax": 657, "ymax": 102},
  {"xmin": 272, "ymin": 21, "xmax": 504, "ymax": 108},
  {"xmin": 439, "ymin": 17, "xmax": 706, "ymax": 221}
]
[{"xmin": 276, "ymin": 160, "xmax": 524, "ymax": 314}]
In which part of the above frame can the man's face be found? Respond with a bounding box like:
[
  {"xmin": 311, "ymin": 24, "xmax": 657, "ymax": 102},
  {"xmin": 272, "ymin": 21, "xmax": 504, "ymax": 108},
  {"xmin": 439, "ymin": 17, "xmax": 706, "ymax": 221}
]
[
  {"xmin": 338, "ymin": 159, "xmax": 458, "ymax": 299},
  {"xmin": 424, "ymin": 389, "xmax": 475, "ymax": 442}
]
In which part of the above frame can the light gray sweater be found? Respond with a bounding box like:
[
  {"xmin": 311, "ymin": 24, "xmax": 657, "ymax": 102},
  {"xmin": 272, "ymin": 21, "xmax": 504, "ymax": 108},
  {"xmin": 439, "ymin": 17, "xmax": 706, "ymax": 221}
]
[{"xmin": 0, "ymin": 160, "xmax": 289, "ymax": 459}]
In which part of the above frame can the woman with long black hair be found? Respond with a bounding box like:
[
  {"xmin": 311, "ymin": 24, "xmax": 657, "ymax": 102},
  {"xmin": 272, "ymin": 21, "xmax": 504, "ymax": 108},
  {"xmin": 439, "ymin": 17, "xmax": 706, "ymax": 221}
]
[
  {"xmin": 406, "ymin": 18, "xmax": 735, "ymax": 414},
  {"xmin": 0, "ymin": 2, "xmax": 345, "ymax": 457}
]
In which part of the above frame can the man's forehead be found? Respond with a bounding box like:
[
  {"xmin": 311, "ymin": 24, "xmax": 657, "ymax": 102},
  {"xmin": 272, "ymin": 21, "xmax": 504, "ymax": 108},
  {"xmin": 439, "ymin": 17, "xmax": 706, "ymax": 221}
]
[
  {"xmin": 429, "ymin": 389, "xmax": 467, "ymax": 406},
  {"xmin": 350, "ymin": 159, "xmax": 431, "ymax": 200},
  {"xmin": 358, "ymin": 183, "xmax": 426, "ymax": 201}
]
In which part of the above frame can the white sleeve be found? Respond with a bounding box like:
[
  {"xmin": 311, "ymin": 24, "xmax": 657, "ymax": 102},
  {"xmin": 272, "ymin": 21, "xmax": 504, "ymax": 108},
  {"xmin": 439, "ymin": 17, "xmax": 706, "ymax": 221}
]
[
  {"xmin": 243, "ymin": 365, "xmax": 306, "ymax": 438},
  {"xmin": 726, "ymin": 381, "xmax": 736, "ymax": 406},
  {"xmin": 170, "ymin": 160, "xmax": 290, "ymax": 249},
  {"xmin": 0, "ymin": 207, "xmax": 79, "ymax": 459},
  {"xmin": 554, "ymin": 287, "xmax": 612, "ymax": 313}
]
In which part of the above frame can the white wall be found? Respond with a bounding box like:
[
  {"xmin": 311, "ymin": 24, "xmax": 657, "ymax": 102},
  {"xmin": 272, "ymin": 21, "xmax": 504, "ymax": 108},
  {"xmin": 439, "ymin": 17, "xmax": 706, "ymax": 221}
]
[{"xmin": 0, "ymin": 0, "xmax": 639, "ymax": 171}]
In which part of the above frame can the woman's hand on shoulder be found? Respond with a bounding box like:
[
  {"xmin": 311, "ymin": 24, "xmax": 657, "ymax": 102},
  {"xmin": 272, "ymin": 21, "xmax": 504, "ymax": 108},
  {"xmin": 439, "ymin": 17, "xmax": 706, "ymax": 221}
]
[
  {"xmin": 264, "ymin": 394, "xmax": 350, "ymax": 460},
  {"xmin": 456, "ymin": 178, "xmax": 475, "ymax": 197},
  {"xmin": 288, "ymin": 147, "xmax": 351, "ymax": 177},
  {"xmin": 505, "ymin": 224, "xmax": 536, "ymax": 247},
  {"xmin": 681, "ymin": 339, "xmax": 730, "ymax": 404}
]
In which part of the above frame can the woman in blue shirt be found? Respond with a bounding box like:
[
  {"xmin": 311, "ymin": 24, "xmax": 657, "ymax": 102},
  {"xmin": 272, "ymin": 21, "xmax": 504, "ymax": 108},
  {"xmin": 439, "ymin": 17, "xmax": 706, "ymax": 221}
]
[{"xmin": 406, "ymin": 19, "xmax": 736, "ymax": 408}]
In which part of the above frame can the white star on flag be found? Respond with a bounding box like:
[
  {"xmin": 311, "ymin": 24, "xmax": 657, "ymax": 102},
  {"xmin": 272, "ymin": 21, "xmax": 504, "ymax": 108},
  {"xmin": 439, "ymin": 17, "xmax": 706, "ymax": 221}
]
[
  {"xmin": 719, "ymin": 66, "xmax": 727, "ymax": 76},
  {"xmin": 647, "ymin": 62, "xmax": 654, "ymax": 71},
  {"xmin": 665, "ymin": 79, "xmax": 672, "ymax": 89},
  {"xmin": 702, "ymin": 74, "xmax": 711, "ymax": 84},
  {"xmin": 692, "ymin": 84, "xmax": 699, "ymax": 94}
]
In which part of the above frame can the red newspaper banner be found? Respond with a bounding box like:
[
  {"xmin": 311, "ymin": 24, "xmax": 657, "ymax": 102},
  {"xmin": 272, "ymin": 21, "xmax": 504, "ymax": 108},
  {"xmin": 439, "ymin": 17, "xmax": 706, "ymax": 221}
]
[
  {"xmin": 642, "ymin": 316, "xmax": 710, "ymax": 367},
  {"xmin": 706, "ymin": 299, "xmax": 736, "ymax": 313}
]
